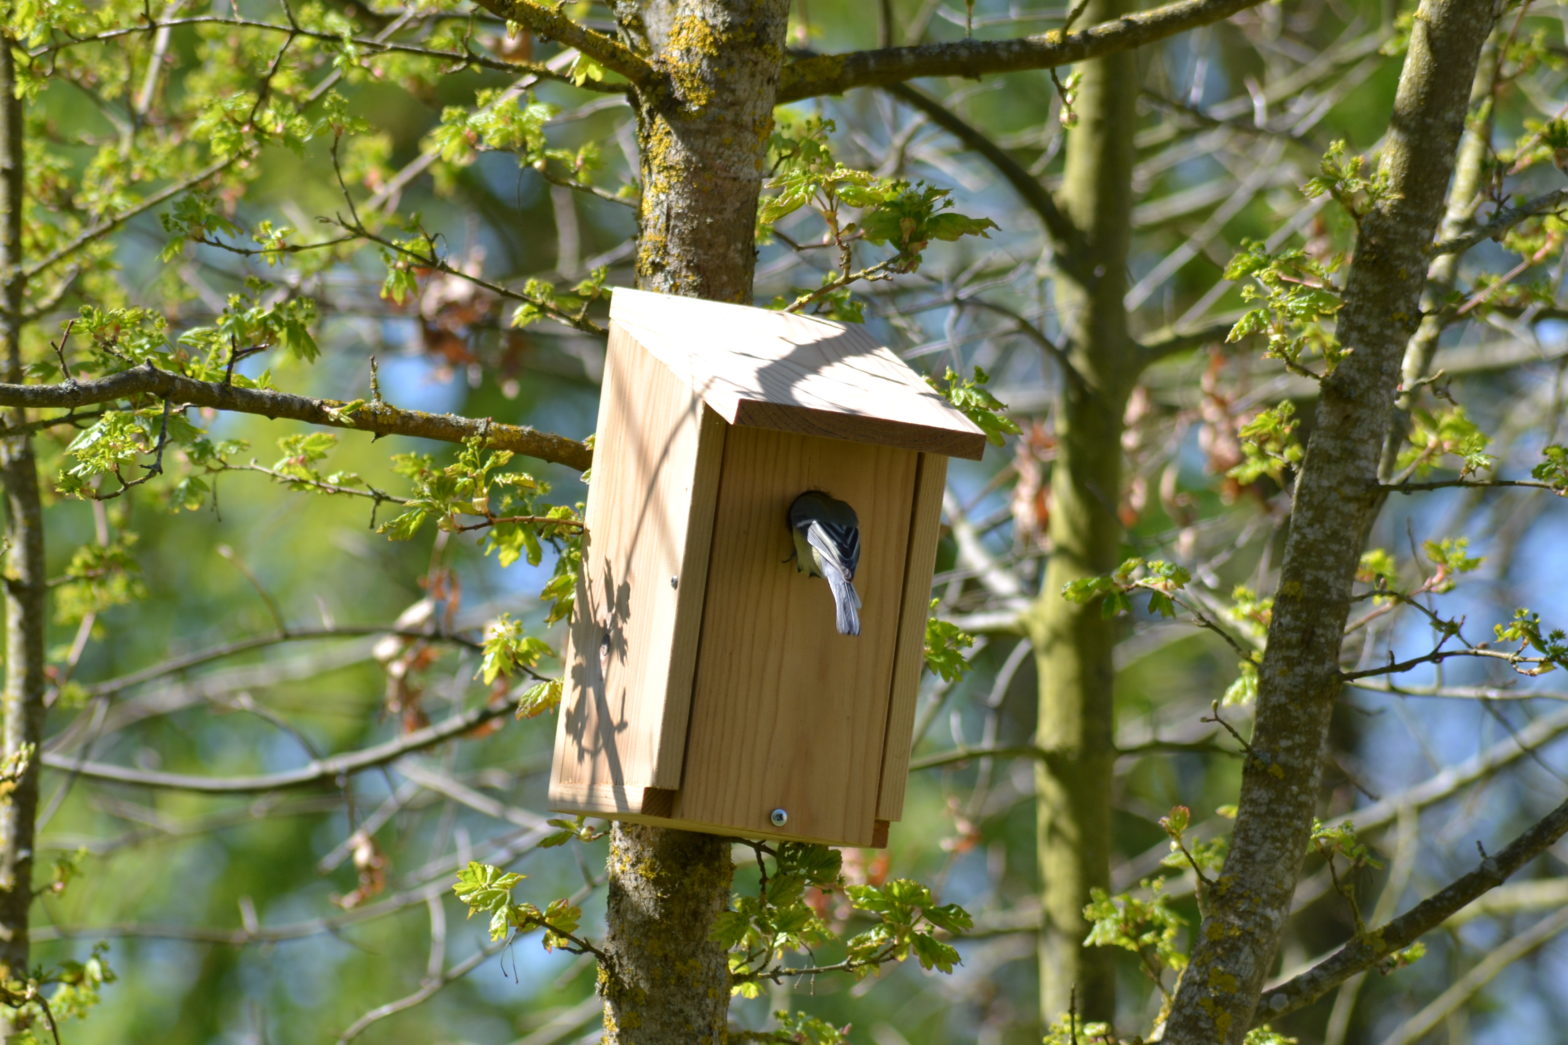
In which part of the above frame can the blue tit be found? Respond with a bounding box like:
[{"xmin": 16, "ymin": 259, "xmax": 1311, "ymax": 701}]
[{"xmin": 788, "ymin": 490, "xmax": 862, "ymax": 636}]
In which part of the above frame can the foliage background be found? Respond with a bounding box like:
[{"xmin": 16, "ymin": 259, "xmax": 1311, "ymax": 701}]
[{"xmin": 10, "ymin": 0, "xmax": 1568, "ymax": 1042}]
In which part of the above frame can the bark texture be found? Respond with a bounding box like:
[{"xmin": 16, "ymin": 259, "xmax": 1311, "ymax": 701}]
[
  {"xmin": 1024, "ymin": 0, "xmax": 1138, "ymax": 1023},
  {"xmin": 599, "ymin": 0, "xmax": 788, "ymax": 1040},
  {"xmin": 0, "ymin": 36, "xmax": 45, "ymax": 1000},
  {"xmin": 618, "ymin": 0, "xmax": 789, "ymax": 302},
  {"xmin": 1161, "ymin": 2, "xmax": 1497, "ymax": 1041}
]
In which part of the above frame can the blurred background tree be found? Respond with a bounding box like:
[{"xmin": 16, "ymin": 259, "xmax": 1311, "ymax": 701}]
[{"xmin": 2, "ymin": 0, "xmax": 1567, "ymax": 1043}]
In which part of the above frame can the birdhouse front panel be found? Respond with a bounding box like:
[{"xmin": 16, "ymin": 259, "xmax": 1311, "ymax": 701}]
[{"xmin": 671, "ymin": 426, "xmax": 917, "ymax": 846}]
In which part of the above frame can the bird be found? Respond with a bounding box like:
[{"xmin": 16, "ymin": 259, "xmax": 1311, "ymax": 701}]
[{"xmin": 788, "ymin": 490, "xmax": 862, "ymax": 636}]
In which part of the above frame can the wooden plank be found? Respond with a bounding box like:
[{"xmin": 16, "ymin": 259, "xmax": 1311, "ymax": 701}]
[
  {"xmin": 609, "ymin": 288, "xmax": 987, "ymax": 460},
  {"xmin": 671, "ymin": 427, "xmax": 917, "ymax": 847},
  {"xmin": 549, "ymin": 326, "xmax": 724, "ymax": 812},
  {"xmin": 877, "ymin": 452, "xmax": 949, "ymax": 823}
]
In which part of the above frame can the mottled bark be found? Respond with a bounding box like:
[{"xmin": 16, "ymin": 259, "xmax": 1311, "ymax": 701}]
[
  {"xmin": 1023, "ymin": 0, "xmax": 1138, "ymax": 1024},
  {"xmin": 1162, "ymin": 2, "xmax": 1497, "ymax": 1041},
  {"xmin": 617, "ymin": 0, "xmax": 789, "ymax": 301},
  {"xmin": 0, "ymin": 35, "xmax": 46, "ymax": 1013},
  {"xmin": 598, "ymin": 0, "xmax": 789, "ymax": 1041}
]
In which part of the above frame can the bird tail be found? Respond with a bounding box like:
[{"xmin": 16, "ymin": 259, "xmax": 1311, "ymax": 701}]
[{"xmin": 826, "ymin": 568, "xmax": 862, "ymax": 636}]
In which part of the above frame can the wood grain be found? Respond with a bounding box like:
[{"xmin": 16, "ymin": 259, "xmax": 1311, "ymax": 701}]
[
  {"xmin": 549, "ymin": 326, "xmax": 725, "ymax": 811},
  {"xmin": 670, "ymin": 427, "xmax": 917, "ymax": 846},
  {"xmin": 877, "ymin": 451, "xmax": 948, "ymax": 823}
]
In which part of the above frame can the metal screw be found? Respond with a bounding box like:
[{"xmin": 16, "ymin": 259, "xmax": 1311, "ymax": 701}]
[
  {"xmin": 769, "ymin": 808, "xmax": 789, "ymax": 828},
  {"xmin": 669, "ymin": 575, "xmax": 678, "ymax": 588}
]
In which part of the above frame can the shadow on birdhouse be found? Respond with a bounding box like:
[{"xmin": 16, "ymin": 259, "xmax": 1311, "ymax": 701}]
[{"xmin": 548, "ymin": 288, "xmax": 985, "ymax": 847}]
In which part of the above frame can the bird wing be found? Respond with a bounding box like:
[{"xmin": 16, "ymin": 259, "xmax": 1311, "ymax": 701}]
[{"xmin": 803, "ymin": 518, "xmax": 859, "ymax": 581}]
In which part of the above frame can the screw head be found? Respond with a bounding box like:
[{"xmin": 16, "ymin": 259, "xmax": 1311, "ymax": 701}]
[
  {"xmin": 769, "ymin": 808, "xmax": 789, "ymax": 828},
  {"xmin": 669, "ymin": 575, "xmax": 678, "ymax": 588}
]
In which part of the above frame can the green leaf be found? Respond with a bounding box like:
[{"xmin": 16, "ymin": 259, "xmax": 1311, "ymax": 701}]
[
  {"xmin": 911, "ymin": 931, "xmax": 961, "ymax": 972},
  {"xmin": 479, "ymin": 614, "xmax": 554, "ymax": 684},
  {"xmin": 453, "ymin": 861, "xmax": 524, "ymax": 915},
  {"xmin": 516, "ymin": 678, "xmax": 562, "ymax": 718},
  {"xmin": 928, "ymin": 366, "xmax": 1020, "ymax": 446},
  {"xmin": 924, "ymin": 605, "xmax": 975, "ymax": 682}
]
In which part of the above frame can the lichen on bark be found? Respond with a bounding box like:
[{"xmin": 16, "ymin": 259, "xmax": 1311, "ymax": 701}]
[{"xmin": 1161, "ymin": 2, "xmax": 1500, "ymax": 1041}]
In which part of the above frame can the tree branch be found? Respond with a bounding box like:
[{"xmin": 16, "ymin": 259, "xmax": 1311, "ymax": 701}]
[
  {"xmin": 70, "ymin": 625, "xmax": 483, "ymax": 702},
  {"xmin": 34, "ymin": 822, "xmax": 551, "ymax": 945},
  {"xmin": 1162, "ymin": 1, "xmax": 1498, "ymax": 1039},
  {"xmin": 779, "ymin": 0, "xmax": 1269, "ymax": 102},
  {"xmin": 0, "ymin": 363, "xmax": 591, "ymax": 471},
  {"xmin": 469, "ymin": 0, "xmax": 655, "ymax": 88},
  {"xmin": 41, "ymin": 701, "xmax": 514, "ymax": 794},
  {"xmin": 29, "ymin": 14, "xmax": 630, "ymax": 94},
  {"xmin": 1254, "ymin": 793, "xmax": 1568, "ymax": 1023},
  {"xmin": 882, "ymin": 83, "xmax": 1089, "ymax": 275},
  {"xmin": 1432, "ymin": 187, "xmax": 1568, "ymax": 257}
]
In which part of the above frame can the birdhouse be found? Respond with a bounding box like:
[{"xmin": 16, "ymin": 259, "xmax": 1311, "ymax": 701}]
[{"xmin": 548, "ymin": 288, "xmax": 986, "ymax": 847}]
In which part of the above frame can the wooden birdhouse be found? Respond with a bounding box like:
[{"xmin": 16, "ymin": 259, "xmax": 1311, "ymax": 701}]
[{"xmin": 548, "ymin": 288, "xmax": 986, "ymax": 847}]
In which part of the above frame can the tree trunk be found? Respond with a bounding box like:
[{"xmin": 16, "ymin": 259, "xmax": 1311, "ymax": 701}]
[
  {"xmin": 0, "ymin": 37, "xmax": 46, "ymax": 1041},
  {"xmin": 1163, "ymin": 1, "xmax": 1496, "ymax": 1041},
  {"xmin": 599, "ymin": 1, "xmax": 789, "ymax": 1040},
  {"xmin": 1023, "ymin": 0, "xmax": 1138, "ymax": 1027}
]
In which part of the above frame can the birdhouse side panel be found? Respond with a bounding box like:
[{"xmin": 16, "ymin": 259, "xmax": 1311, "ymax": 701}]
[
  {"xmin": 550, "ymin": 328, "xmax": 725, "ymax": 814},
  {"xmin": 878, "ymin": 451, "xmax": 949, "ymax": 823},
  {"xmin": 672, "ymin": 427, "xmax": 918, "ymax": 846}
]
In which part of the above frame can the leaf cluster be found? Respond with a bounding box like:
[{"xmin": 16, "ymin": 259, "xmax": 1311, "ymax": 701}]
[
  {"xmin": 1061, "ymin": 557, "xmax": 1191, "ymax": 620},
  {"xmin": 762, "ymin": 118, "xmax": 998, "ymax": 315},
  {"xmin": 1228, "ymin": 401, "xmax": 1302, "ymax": 486},
  {"xmin": 451, "ymin": 862, "xmax": 587, "ymax": 953},
  {"xmin": 0, "ymin": 942, "xmax": 116, "ymax": 1045},
  {"xmin": 1396, "ymin": 406, "xmax": 1493, "ymax": 479},
  {"xmin": 719, "ymin": 844, "xmax": 971, "ymax": 991},
  {"xmin": 923, "ymin": 602, "xmax": 975, "ymax": 683},
  {"xmin": 1494, "ymin": 608, "xmax": 1568, "ymax": 675},
  {"xmin": 377, "ymin": 436, "xmax": 580, "ymax": 570},
  {"xmin": 927, "ymin": 366, "xmax": 1020, "ymax": 447},
  {"xmin": 1225, "ymin": 241, "xmax": 1343, "ymax": 377},
  {"xmin": 1301, "ymin": 140, "xmax": 1391, "ymax": 224}
]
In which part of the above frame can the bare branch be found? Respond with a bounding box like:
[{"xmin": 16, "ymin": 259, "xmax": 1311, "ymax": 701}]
[
  {"xmin": 882, "ymin": 83, "xmax": 1089, "ymax": 275},
  {"xmin": 41, "ymin": 700, "xmax": 514, "ymax": 794},
  {"xmin": 1432, "ymin": 187, "xmax": 1568, "ymax": 257},
  {"xmin": 1255, "ymin": 793, "xmax": 1568, "ymax": 1023},
  {"xmin": 779, "ymin": 0, "xmax": 1269, "ymax": 102},
  {"xmin": 34, "ymin": 823, "xmax": 552, "ymax": 945},
  {"xmin": 333, "ymin": 937, "xmax": 512, "ymax": 1043},
  {"xmin": 70, "ymin": 624, "xmax": 481, "ymax": 702}
]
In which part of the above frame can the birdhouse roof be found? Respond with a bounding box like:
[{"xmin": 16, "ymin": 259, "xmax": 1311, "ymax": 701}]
[{"xmin": 609, "ymin": 288, "xmax": 988, "ymax": 460}]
